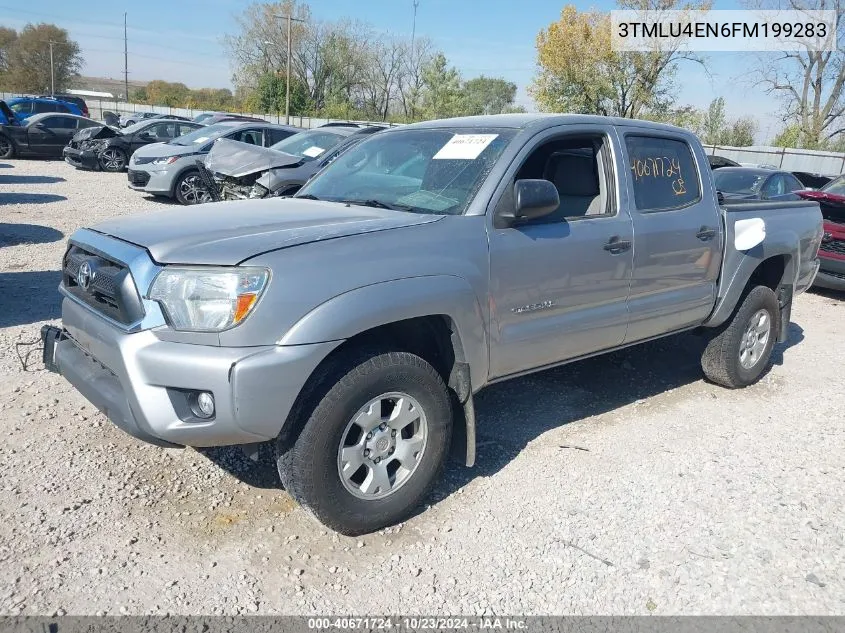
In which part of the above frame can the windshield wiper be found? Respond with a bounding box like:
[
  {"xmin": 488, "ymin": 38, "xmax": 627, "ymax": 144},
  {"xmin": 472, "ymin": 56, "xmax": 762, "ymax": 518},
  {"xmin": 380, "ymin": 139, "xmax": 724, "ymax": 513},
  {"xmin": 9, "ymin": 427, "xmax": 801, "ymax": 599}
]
[
  {"xmin": 340, "ymin": 198, "xmax": 416, "ymax": 212},
  {"xmin": 296, "ymin": 194, "xmax": 323, "ymax": 201}
]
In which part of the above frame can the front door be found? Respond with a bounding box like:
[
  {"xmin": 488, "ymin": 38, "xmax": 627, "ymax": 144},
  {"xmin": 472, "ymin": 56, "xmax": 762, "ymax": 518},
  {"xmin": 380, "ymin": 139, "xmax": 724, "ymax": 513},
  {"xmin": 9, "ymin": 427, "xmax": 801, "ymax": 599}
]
[
  {"xmin": 487, "ymin": 129, "xmax": 634, "ymax": 379},
  {"xmin": 28, "ymin": 116, "xmax": 77, "ymax": 156}
]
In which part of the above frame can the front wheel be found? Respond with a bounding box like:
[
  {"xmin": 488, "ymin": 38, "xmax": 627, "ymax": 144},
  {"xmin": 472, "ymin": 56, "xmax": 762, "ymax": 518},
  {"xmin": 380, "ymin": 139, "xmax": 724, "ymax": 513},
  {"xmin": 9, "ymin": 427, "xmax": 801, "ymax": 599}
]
[
  {"xmin": 0, "ymin": 134, "xmax": 14, "ymax": 159},
  {"xmin": 99, "ymin": 147, "xmax": 127, "ymax": 172},
  {"xmin": 174, "ymin": 170, "xmax": 212, "ymax": 205},
  {"xmin": 701, "ymin": 285, "xmax": 779, "ymax": 388},
  {"xmin": 276, "ymin": 350, "xmax": 453, "ymax": 535}
]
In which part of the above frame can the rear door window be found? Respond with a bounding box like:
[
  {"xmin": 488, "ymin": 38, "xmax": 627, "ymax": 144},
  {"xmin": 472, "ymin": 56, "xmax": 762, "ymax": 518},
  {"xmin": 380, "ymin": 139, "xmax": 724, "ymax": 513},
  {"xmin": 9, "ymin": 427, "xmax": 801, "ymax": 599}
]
[
  {"xmin": 625, "ymin": 135, "xmax": 701, "ymax": 211},
  {"xmin": 230, "ymin": 128, "xmax": 264, "ymax": 146}
]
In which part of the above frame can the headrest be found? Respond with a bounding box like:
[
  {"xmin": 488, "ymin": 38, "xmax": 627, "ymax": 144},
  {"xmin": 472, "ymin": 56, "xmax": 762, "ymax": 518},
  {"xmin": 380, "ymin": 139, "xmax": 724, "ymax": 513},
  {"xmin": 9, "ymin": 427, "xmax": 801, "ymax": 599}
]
[{"xmin": 545, "ymin": 152, "xmax": 599, "ymax": 197}]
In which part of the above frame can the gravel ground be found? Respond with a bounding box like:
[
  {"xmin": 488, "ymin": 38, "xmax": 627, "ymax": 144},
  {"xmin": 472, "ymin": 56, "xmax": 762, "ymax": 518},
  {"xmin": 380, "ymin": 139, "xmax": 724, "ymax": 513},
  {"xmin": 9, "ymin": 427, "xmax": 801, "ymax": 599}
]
[{"xmin": 1, "ymin": 157, "xmax": 844, "ymax": 616}]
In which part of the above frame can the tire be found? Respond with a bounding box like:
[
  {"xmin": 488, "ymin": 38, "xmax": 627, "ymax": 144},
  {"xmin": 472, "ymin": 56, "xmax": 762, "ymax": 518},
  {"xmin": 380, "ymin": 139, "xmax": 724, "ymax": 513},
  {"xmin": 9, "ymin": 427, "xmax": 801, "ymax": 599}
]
[
  {"xmin": 276, "ymin": 349, "xmax": 453, "ymax": 535},
  {"xmin": 701, "ymin": 285, "xmax": 779, "ymax": 388},
  {"xmin": 174, "ymin": 170, "xmax": 212, "ymax": 205},
  {"xmin": 0, "ymin": 134, "xmax": 14, "ymax": 159},
  {"xmin": 99, "ymin": 147, "xmax": 127, "ymax": 172}
]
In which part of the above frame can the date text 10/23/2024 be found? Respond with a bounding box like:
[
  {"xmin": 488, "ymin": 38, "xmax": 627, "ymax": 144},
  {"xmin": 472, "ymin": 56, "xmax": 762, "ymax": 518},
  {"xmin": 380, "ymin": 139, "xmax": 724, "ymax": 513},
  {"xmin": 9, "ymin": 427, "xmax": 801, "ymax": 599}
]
[{"xmin": 307, "ymin": 617, "xmax": 529, "ymax": 630}]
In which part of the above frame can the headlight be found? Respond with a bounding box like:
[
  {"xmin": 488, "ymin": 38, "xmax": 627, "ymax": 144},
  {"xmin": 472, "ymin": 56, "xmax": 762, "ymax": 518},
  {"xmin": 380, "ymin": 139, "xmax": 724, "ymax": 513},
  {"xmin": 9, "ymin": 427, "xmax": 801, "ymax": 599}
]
[
  {"xmin": 151, "ymin": 156, "xmax": 178, "ymax": 166},
  {"xmin": 249, "ymin": 182, "xmax": 269, "ymax": 199},
  {"xmin": 148, "ymin": 267, "xmax": 270, "ymax": 331}
]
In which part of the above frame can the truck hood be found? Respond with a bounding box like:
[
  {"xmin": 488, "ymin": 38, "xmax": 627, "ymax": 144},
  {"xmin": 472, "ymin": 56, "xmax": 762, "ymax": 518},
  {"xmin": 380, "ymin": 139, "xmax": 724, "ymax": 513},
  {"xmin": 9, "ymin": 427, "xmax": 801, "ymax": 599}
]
[
  {"xmin": 205, "ymin": 138, "xmax": 303, "ymax": 178},
  {"xmin": 90, "ymin": 198, "xmax": 443, "ymax": 265}
]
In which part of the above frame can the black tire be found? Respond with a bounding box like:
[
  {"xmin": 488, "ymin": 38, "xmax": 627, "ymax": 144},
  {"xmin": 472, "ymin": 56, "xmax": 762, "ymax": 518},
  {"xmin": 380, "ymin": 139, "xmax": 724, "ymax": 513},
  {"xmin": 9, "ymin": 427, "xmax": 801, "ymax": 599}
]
[
  {"xmin": 0, "ymin": 134, "xmax": 14, "ymax": 159},
  {"xmin": 173, "ymin": 170, "xmax": 212, "ymax": 205},
  {"xmin": 701, "ymin": 285, "xmax": 780, "ymax": 388},
  {"xmin": 98, "ymin": 147, "xmax": 127, "ymax": 172},
  {"xmin": 276, "ymin": 349, "xmax": 453, "ymax": 535}
]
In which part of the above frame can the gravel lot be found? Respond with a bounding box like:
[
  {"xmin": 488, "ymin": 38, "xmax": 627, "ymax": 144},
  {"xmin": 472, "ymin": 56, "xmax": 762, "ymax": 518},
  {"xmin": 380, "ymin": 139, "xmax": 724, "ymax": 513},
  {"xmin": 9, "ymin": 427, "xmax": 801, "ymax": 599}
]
[{"xmin": 1, "ymin": 157, "xmax": 844, "ymax": 616}]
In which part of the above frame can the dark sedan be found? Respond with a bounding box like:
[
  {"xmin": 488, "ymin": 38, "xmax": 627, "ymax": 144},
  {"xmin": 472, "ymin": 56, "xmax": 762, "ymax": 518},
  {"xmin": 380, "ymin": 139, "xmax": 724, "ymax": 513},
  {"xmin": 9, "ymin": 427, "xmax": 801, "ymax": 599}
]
[
  {"xmin": 64, "ymin": 118, "xmax": 203, "ymax": 172},
  {"xmin": 713, "ymin": 167, "xmax": 806, "ymax": 201},
  {"xmin": 0, "ymin": 113, "xmax": 101, "ymax": 159}
]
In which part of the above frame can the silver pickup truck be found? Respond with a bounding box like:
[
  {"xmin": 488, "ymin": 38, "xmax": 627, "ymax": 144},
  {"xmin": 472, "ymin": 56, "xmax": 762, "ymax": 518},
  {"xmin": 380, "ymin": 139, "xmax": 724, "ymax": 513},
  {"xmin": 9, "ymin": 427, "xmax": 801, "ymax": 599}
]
[{"xmin": 42, "ymin": 114, "xmax": 823, "ymax": 535}]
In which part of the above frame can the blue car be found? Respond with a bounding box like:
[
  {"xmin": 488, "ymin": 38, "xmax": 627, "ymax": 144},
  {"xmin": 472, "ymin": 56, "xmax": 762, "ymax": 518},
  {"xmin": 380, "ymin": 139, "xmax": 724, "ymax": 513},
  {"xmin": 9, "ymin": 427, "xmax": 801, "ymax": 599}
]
[
  {"xmin": 0, "ymin": 100, "xmax": 16, "ymax": 126},
  {"xmin": 6, "ymin": 97, "xmax": 82, "ymax": 120}
]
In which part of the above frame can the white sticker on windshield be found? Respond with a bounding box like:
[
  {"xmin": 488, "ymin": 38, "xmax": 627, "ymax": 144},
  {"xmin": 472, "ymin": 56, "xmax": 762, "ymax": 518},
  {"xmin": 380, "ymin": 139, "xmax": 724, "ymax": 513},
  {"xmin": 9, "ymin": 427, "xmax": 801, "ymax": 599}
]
[
  {"xmin": 192, "ymin": 136, "xmax": 209, "ymax": 144},
  {"xmin": 433, "ymin": 134, "xmax": 498, "ymax": 160},
  {"xmin": 303, "ymin": 146, "xmax": 325, "ymax": 158}
]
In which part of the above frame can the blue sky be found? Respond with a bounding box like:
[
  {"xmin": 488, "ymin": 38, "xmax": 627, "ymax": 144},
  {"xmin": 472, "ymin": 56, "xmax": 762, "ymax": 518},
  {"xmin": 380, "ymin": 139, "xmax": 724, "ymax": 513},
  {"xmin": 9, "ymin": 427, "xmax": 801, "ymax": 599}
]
[{"xmin": 1, "ymin": 0, "xmax": 784, "ymax": 141}]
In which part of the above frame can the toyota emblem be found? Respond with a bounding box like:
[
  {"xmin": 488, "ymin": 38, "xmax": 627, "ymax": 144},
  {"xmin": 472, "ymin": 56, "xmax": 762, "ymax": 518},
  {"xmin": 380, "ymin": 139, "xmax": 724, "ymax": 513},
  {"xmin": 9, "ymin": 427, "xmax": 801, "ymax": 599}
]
[{"xmin": 77, "ymin": 261, "xmax": 95, "ymax": 291}]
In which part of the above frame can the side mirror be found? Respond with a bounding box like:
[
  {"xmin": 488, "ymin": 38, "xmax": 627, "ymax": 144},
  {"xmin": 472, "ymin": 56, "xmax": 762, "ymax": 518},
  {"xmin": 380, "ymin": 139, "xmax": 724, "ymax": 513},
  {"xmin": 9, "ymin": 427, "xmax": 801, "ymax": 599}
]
[{"xmin": 498, "ymin": 179, "xmax": 560, "ymax": 227}]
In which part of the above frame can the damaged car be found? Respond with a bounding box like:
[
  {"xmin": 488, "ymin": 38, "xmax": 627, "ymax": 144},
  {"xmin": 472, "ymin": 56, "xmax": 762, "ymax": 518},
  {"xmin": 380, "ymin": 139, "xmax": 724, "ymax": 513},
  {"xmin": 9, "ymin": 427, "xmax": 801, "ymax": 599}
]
[
  {"xmin": 63, "ymin": 118, "xmax": 203, "ymax": 172},
  {"xmin": 201, "ymin": 126, "xmax": 385, "ymax": 201}
]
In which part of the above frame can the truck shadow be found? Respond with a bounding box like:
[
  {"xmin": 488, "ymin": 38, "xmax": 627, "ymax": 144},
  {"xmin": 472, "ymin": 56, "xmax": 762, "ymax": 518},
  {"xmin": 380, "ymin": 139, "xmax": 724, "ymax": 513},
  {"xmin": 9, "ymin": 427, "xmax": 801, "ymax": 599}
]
[{"xmin": 199, "ymin": 323, "xmax": 805, "ymax": 496}]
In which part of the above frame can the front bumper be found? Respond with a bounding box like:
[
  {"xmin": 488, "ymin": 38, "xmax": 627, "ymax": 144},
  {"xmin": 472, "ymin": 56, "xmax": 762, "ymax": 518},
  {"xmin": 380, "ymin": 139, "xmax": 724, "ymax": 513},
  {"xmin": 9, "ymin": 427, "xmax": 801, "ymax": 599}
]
[
  {"xmin": 43, "ymin": 297, "xmax": 340, "ymax": 447},
  {"xmin": 815, "ymin": 255, "xmax": 845, "ymax": 292},
  {"xmin": 127, "ymin": 165, "xmax": 176, "ymax": 195},
  {"xmin": 63, "ymin": 146, "xmax": 99, "ymax": 170}
]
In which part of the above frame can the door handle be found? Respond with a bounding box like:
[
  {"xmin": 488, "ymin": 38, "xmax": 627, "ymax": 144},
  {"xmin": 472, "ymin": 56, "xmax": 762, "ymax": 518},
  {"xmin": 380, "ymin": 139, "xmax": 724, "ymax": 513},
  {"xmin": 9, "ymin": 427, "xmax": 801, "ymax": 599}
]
[
  {"xmin": 603, "ymin": 236, "xmax": 632, "ymax": 254},
  {"xmin": 696, "ymin": 226, "xmax": 717, "ymax": 241}
]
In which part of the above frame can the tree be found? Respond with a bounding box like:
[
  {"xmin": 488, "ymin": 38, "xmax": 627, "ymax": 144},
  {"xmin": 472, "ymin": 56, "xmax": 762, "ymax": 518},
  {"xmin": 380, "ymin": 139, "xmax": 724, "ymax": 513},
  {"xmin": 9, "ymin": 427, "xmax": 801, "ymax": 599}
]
[
  {"xmin": 396, "ymin": 37, "xmax": 434, "ymax": 120},
  {"xmin": 752, "ymin": 0, "xmax": 845, "ymax": 148},
  {"xmin": 253, "ymin": 72, "xmax": 309, "ymax": 115},
  {"xmin": 420, "ymin": 53, "xmax": 465, "ymax": 119},
  {"xmin": 464, "ymin": 76, "xmax": 517, "ymax": 115},
  {"xmin": 0, "ymin": 27, "xmax": 16, "ymax": 79},
  {"xmin": 530, "ymin": 2, "xmax": 704, "ymax": 118},
  {"xmin": 701, "ymin": 97, "xmax": 728, "ymax": 145},
  {"xmin": 772, "ymin": 124, "xmax": 802, "ymax": 147},
  {"xmin": 144, "ymin": 80, "xmax": 190, "ymax": 107},
  {"xmin": 1, "ymin": 23, "xmax": 82, "ymax": 93}
]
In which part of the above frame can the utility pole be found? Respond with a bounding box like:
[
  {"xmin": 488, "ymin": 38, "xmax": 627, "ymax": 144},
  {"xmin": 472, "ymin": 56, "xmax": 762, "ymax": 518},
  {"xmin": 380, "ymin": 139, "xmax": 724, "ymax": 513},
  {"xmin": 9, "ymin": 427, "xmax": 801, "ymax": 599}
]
[
  {"xmin": 123, "ymin": 13, "xmax": 129, "ymax": 101},
  {"xmin": 48, "ymin": 41, "xmax": 54, "ymax": 96},
  {"xmin": 274, "ymin": 13, "xmax": 306, "ymax": 125},
  {"xmin": 411, "ymin": 0, "xmax": 420, "ymax": 53}
]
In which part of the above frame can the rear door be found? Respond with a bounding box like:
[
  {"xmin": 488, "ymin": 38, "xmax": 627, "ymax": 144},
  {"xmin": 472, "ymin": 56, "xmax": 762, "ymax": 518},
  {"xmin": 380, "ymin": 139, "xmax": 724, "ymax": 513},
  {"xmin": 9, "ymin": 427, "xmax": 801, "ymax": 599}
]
[{"xmin": 620, "ymin": 131, "xmax": 722, "ymax": 342}]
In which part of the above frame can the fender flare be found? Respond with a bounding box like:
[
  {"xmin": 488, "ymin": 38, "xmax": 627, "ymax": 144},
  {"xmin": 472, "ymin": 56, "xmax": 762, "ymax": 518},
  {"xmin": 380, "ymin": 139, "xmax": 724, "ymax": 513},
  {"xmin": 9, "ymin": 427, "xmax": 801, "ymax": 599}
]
[
  {"xmin": 705, "ymin": 241, "xmax": 797, "ymax": 329},
  {"xmin": 279, "ymin": 275, "xmax": 489, "ymax": 392}
]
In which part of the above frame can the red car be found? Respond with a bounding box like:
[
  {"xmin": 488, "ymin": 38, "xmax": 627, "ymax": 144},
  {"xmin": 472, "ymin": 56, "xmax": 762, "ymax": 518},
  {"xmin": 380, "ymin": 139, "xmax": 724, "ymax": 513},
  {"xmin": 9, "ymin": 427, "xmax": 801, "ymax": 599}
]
[{"xmin": 798, "ymin": 177, "xmax": 845, "ymax": 291}]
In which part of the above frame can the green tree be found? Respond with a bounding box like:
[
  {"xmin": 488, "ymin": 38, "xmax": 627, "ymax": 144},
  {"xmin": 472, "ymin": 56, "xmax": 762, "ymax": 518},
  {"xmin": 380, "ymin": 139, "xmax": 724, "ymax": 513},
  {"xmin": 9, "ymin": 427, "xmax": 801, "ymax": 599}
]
[
  {"xmin": 1, "ymin": 23, "xmax": 82, "ymax": 93},
  {"xmin": 420, "ymin": 53, "xmax": 465, "ymax": 119},
  {"xmin": 254, "ymin": 72, "xmax": 310, "ymax": 115},
  {"xmin": 530, "ymin": 2, "xmax": 705, "ymax": 118},
  {"xmin": 131, "ymin": 87, "xmax": 148, "ymax": 103},
  {"xmin": 771, "ymin": 124, "xmax": 802, "ymax": 148},
  {"xmin": 464, "ymin": 76, "xmax": 517, "ymax": 115},
  {"xmin": 144, "ymin": 80, "xmax": 190, "ymax": 107},
  {"xmin": 701, "ymin": 97, "xmax": 727, "ymax": 145}
]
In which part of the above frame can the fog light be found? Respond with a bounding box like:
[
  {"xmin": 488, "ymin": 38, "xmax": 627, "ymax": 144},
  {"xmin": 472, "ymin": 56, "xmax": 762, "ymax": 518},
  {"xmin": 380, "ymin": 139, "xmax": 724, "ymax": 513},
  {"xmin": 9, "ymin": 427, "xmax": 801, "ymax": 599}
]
[{"xmin": 190, "ymin": 391, "xmax": 215, "ymax": 419}]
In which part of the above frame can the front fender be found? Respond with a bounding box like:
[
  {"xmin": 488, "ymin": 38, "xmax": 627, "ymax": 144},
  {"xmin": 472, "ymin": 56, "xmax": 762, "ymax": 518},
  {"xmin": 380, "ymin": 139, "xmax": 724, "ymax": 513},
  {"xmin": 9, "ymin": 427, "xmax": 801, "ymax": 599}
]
[{"xmin": 279, "ymin": 275, "xmax": 489, "ymax": 389}]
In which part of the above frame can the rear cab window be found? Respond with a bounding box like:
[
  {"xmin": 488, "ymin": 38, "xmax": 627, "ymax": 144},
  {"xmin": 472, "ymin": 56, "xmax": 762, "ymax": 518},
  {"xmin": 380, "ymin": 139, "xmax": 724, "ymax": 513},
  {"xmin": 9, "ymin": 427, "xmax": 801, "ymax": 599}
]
[{"xmin": 625, "ymin": 135, "xmax": 701, "ymax": 211}]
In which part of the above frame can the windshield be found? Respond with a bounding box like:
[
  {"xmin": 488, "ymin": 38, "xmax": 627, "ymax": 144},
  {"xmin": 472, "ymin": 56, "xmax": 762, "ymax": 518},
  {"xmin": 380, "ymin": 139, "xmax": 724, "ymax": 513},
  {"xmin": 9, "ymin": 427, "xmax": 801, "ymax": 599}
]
[
  {"xmin": 270, "ymin": 129, "xmax": 346, "ymax": 160},
  {"xmin": 170, "ymin": 122, "xmax": 234, "ymax": 146},
  {"xmin": 121, "ymin": 120, "xmax": 154, "ymax": 135},
  {"xmin": 822, "ymin": 175, "xmax": 845, "ymax": 195},
  {"xmin": 713, "ymin": 170, "xmax": 767, "ymax": 195},
  {"xmin": 8, "ymin": 101, "xmax": 27, "ymax": 113},
  {"xmin": 295, "ymin": 128, "xmax": 515, "ymax": 215}
]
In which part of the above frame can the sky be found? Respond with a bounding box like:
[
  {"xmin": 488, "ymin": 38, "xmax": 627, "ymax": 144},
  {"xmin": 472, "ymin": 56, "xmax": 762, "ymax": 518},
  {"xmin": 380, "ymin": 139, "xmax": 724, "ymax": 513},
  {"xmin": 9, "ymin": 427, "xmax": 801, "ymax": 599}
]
[{"xmin": 1, "ymin": 0, "xmax": 785, "ymax": 142}]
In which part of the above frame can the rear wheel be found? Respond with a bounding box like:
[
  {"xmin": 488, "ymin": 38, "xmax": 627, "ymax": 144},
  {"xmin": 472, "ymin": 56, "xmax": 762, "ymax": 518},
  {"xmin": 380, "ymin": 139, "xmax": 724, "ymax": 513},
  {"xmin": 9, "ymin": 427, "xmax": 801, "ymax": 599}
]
[
  {"xmin": 174, "ymin": 170, "xmax": 212, "ymax": 205},
  {"xmin": 701, "ymin": 285, "xmax": 779, "ymax": 388},
  {"xmin": 0, "ymin": 134, "xmax": 14, "ymax": 159},
  {"xmin": 276, "ymin": 349, "xmax": 452, "ymax": 535},
  {"xmin": 99, "ymin": 147, "xmax": 127, "ymax": 172}
]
